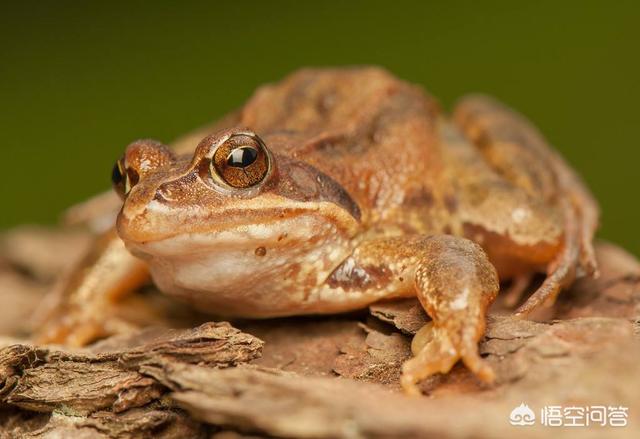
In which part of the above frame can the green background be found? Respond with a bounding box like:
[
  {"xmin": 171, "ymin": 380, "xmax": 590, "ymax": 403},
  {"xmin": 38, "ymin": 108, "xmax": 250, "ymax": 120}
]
[{"xmin": 1, "ymin": 1, "xmax": 639, "ymax": 255}]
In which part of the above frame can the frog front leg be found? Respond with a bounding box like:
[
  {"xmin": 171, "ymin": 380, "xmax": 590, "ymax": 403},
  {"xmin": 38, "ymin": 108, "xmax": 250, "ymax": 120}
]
[
  {"xmin": 33, "ymin": 227, "xmax": 149, "ymax": 346},
  {"xmin": 328, "ymin": 234, "xmax": 499, "ymax": 394}
]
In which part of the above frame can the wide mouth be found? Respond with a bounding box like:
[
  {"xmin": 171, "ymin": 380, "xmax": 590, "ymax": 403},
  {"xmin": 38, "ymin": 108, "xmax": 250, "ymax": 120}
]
[
  {"xmin": 126, "ymin": 226, "xmax": 287, "ymax": 261},
  {"xmin": 117, "ymin": 199, "xmax": 359, "ymax": 260},
  {"xmin": 118, "ymin": 204, "xmax": 310, "ymax": 245}
]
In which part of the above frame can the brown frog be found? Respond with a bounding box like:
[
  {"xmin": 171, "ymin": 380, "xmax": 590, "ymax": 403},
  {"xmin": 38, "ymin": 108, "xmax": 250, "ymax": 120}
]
[{"xmin": 36, "ymin": 68, "xmax": 598, "ymax": 394}]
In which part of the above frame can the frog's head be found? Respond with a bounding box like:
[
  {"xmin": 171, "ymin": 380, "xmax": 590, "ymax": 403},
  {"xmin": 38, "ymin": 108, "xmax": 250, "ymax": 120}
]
[{"xmin": 113, "ymin": 128, "xmax": 360, "ymax": 303}]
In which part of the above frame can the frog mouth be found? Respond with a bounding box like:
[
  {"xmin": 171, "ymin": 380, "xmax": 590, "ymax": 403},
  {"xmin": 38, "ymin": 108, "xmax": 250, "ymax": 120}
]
[
  {"xmin": 117, "ymin": 200, "xmax": 359, "ymax": 259},
  {"xmin": 122, "ymin": 212, "xmax": 339, "ymax": 263},
  {"xmin": 118, "ymin": 204, "xmax": 310, "ymax": 245}
]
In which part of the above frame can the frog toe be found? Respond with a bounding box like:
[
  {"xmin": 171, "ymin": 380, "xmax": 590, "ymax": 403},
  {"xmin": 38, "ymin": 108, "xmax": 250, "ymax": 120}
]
[
  {"xmin": 401, "ymin": 323, "xmax": 495, "ymax": 395},
  {"xmin": 401, "ymin": 329, "xmax": 457, "ymax": 395},
  {"xmin": 35, "ymin": 315, "xmax": 103, "ymax": 347},
  {"xmin": 35, "ymin": 312, "xmax": 134, "ymax": 347},
  {"xmin": 460, "ymin": 345, "xmax": 495, "ymax": 383}
]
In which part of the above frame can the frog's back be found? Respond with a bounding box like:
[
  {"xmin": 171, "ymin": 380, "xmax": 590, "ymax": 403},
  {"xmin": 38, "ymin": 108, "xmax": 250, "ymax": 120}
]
[{"xmin": 239, "ymin": 67, "xmax": 444, "ymax": 225}]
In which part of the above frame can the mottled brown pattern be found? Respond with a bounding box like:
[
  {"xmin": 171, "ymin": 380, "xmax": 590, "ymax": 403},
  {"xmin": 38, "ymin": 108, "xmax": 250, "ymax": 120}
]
[
  {"xmin": 327, "ymin": 257, "xmax": 393, "ymax": 291},
  {"xmin": 402, "ymin": 187, "xmax": 435, "ymax": 208},
  {"xmin": 36, "ymin": 67, "xmax": 600, "ymax": 394},
  {"xmin": 274, "ymin": 156, "xmax": 361, "ymax": 221},
  {"xmin": 241, "ymin": 67, "xmax": 442, "ymax": 222}
]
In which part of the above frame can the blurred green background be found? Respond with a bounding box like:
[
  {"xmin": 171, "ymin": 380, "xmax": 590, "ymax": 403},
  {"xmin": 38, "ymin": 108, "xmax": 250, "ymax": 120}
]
[{"xmin": 1, "ymin": 1, "xmax": 638, "ymax": 255}]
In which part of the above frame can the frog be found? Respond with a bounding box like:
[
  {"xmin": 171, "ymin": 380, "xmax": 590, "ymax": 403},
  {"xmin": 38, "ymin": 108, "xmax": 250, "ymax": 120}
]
[{"xmin": 34, "ymin": 67, "xmax": 599, "ymax": 394}]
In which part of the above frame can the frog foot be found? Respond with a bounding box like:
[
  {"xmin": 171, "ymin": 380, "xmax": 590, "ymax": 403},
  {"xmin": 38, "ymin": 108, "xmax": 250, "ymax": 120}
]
[
  {"xmin": 400, "ymin": 322, "xmax": 495, "ymax": 396},
  {"xmin": 34, "ymin": 312, "xmax": 135, "ymax": 347}
]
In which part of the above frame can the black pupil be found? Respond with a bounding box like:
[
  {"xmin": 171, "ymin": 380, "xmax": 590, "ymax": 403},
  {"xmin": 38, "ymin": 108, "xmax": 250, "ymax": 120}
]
[
  {"xmin": 227, "ymin": 147, "xmax": 258, "ymax": 168},
  {"xmin": 111, "ymin": 162, "xmax": 124, "ymax": 186}
]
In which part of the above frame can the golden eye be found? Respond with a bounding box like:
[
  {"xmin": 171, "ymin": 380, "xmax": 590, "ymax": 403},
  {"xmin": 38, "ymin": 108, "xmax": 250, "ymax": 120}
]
[
  {"xmin": 227, "ymin": 146, "xmax": 258, "ymax": 168},
  {"xmin": 211, "ymin": 134, "xmax": 270, "ymax": 189}
]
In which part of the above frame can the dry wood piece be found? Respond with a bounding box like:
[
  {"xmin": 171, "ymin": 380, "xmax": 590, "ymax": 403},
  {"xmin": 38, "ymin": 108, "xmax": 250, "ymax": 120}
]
[
  {"xmin": 0, "ymin": 323, "xmax": 263, "ymax": 415},
  {"xmin": 149, "ymin": 314, "xmax": 640, "ymax": 439},
  {"xmin": 333, "ymin": 323, "xmax": 411, "ymax": 389},
  {"xmin": 0, "ymin": 226, "xmax": 639, "ymax": 438},
  {"xmin": 243, "ymin": 318, "xmax": 366, "ymax": 377},
  {"xmin": 0, "ymin": 407, "xmax": 207, "ymax": 439},
  {"xmin": 0, "ymin": 272, "xmax": 45, "ymax": 337},
  {"xmin": 4, "ymin": 316, "xmax": 634, "ymax": 438},
  {"xmin": 553, "ymin": 241, "xmax": 640, "ymax": 320},
  {"xmin": 369, "ymin": 298, "xmax": 428, "ymax": 335},
  {"xmin": 172, "ymin": 319, "xmax": 639, "ymax": 438},
  {"xmin": 0, "ymin": 226, "xmax": 92, "ymax": 282}
]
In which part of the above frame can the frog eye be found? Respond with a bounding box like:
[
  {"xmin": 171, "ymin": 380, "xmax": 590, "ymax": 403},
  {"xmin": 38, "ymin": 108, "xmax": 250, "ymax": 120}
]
[
  {"xmin": 227, "ymin": 146, "xmax": 258, "ymax": 168},
  {"xmin": 112, "ymin": 158, "xmax": 127, "ymax": 198},
  {"xmin": 210, "ymin": 134, "xmax": 270, "ymax": 189},
  {"xmin": 111, "ymin": 157, "xmax": 139, "ymax": 199},
  {"xmin": 112, "ymin": 159, "xmax": 125, "ymax": 188}
]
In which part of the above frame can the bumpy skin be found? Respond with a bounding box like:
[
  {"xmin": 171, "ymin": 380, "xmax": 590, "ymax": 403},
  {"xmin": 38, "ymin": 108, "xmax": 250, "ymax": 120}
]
[{"xmin": 35, "ymin": 68, "xmax": 598, "ymax": 393}]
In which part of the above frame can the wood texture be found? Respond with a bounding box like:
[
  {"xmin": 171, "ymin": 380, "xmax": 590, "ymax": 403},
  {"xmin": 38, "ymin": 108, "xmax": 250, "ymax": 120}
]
[{"xmin": 1, "ymin": 226, "xmax": 639, "ymax": 438}]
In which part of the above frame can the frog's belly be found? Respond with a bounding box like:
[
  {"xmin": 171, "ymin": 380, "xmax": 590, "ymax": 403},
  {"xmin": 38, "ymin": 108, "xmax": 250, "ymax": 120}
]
[{"xmin": 147, "ymin": 248, "xmax": 412, "ymax": 318}]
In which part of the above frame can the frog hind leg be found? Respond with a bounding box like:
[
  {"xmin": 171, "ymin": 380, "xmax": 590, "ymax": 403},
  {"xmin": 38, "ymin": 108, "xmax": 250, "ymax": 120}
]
[
  {"xmin": 453, "ymin": 95, "xmax": 599, "ymax": 315},
  {"xmin": 330, "ymin": 235, "xmax": 499, "ymax": 394},
  {"xmin": 403, "ymin": 236, "xmax": 499, "ymax": 394},
  {"xmin": 32, "ymin": 227, "xmax": 149, "ymax": 346}
]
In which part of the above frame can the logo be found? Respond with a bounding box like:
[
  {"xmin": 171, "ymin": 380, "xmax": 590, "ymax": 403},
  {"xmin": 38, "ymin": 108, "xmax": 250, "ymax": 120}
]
[
  {"xmin": 510, "ymin": 403, "xmax": 536, "ymax": 426},
  {"xmin": 509, "ymin": 403, "xmax": 629, "ymax": 427}
]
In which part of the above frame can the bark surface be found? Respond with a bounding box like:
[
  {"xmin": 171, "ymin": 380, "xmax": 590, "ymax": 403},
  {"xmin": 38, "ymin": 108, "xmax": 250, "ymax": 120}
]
[{"xmin": 0, "ymin": 226, "xmax": 638, "ymax": 438}]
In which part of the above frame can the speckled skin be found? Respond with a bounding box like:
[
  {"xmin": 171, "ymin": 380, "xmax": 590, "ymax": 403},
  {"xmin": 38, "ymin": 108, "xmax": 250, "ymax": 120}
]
[{"xmin": 36, "ymin": 68, "xmax": 598, "ymax": 393}]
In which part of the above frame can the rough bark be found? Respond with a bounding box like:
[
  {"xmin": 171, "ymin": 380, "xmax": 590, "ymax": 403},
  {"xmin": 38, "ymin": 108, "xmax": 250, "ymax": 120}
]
[{"xmin": 0, "ymin": 226, "xmax": 639, "ymax": 438}]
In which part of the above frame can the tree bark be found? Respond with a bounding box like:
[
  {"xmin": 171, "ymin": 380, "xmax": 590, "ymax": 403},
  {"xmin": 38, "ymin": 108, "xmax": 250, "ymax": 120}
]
[{"xmin": 1, "ymin": 227, "xmax": 638, "ymax": 438}]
